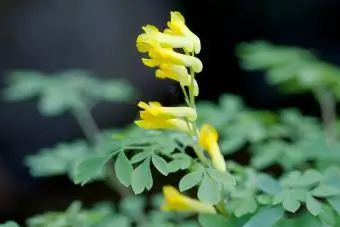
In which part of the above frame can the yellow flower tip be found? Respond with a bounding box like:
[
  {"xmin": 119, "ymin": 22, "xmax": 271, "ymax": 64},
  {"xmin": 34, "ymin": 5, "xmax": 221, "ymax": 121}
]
[
  {"xmin": 142, "ymin": 24, "xmax": 159, "ymax": 33},
  {"xmin": 193, "ymin": 79, "xmax": 199, "ymax": 96},
  {"xmin": 141, "ymin": 58, "xmax": 160, "ymax": 67},
  {"xmin": 161, "ymin": 185, "xmax": 217, "ymax": 214},
  {"xmin": 192, "ymin": 58, "xmax": 203, "ymax": 73},
  {"xmin": 199, "ymin": 124, "xmax": 226, "ymax": 172}
]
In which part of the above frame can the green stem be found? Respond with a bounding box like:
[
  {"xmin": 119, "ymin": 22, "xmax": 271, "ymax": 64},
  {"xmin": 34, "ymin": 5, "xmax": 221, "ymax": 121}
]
[
  {"xmin": 314, "ymin": 88, "xmax": 336, "ymax": 144},
  {"xmin": 71, "ymin": 104, "xmax": 132, "ymax": 196}
]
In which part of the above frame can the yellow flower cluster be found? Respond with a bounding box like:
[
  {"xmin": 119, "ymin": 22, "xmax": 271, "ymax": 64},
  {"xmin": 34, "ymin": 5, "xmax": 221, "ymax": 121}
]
[{"xmin": 135, "ymin": 11, "xmax": 227, "ymax": 213}]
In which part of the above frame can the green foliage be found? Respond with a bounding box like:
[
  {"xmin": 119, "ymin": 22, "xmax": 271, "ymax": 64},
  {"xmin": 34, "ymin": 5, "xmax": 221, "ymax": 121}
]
[
  {"xmin": 3, "ymin": 70, "xmax": 134, "ymax": 116},
  {"xmin": 0, "ymin": 222, "xmax": 20, "ymax": 227}
]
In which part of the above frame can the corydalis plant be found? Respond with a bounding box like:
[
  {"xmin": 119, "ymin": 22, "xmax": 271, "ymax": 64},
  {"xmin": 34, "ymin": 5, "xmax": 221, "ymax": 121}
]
[{"xmin": 136, "ymin": 11, "xmax": 229, "ymax": 213}]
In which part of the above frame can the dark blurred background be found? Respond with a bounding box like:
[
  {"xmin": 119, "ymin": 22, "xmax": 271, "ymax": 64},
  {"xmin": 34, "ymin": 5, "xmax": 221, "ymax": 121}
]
[{"xmin": 1, "ymin": 0, "xmax": 340, "ymax": 224}]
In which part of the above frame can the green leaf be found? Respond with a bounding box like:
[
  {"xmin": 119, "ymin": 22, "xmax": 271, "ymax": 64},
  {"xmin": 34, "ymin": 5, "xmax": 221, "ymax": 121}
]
[
  {"xmin": 130, "ymin": 152, "xmax": 149, "ymax": 164},
  {"xmin": 119, "ymin": 195, "xmax": 146, "ymax": 218},
  {"xmin": 306, "ymin": 195, "xmax": 323, "ymax": 216},
  {"xmin": 73, "ymin": 155, "xmax": 108, "ymax": 185},
  {"xmin": 298, "ymin": 169, "xmax": 322, "ymax": 186},
  {"xmin": 115, "ymin": 152, "xmax": 133, "ymax": 187},
  {"xmin": 282, "ymin": 193, "xmax": 301, "ymax": 213},
  {"xmin": 152, "ymin": 154, "xmax": 169, "ymax": 176},
  {"xmin": 311, "ymin": 184, "xmax": 340, "ymax": 197},
  {"xmin": 243, "ymin": 206, "xmax": 284, "ymax": 227},
  {"xmin": 220, "ymin": 136, "xmax": 245, "ymax": 155},
  {"xmin": 131, "ymin": 160, "xmax": 152, "ymax": 194},
  {"xmin": 327, "ymin": 195, "xmax": 340, "ymax": 215},
  {"xmin": 231, "ymin": 197, "xmax": 258, "ymax": 217},
  {"xmin": 198, "ymin": 173, "xmax": 221, "ymax": 205},
  {"xmin": 0, "ymin": 221, "xmax": 20, "ymax": 227},
  {"xmin": 206, "ymin": 168, "xmax": 236, "ymax": 187},
  {"xmin": 179, "ymin": 169, "xmax": 203, "ymax": 192},
  {"xmin": 256, "ymin": 173, "xmax": 282, "ymax": 196},
  {"xmin": 198, "ymin": 214, "xmax": 229, "ymax": 227},
  {"xmin": 318, "ymin": 204, "xmax": 335, "ymax": 226},
  {"xmin": 167, "ymin": 159, "xmax": 182, "ymax": 173}
]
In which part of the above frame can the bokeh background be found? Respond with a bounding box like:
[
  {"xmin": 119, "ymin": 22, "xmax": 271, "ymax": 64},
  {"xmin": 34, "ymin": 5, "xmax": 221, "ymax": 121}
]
[{"xmin": 1, "ymin": 0, "xmax": 340, "ymax": 223}]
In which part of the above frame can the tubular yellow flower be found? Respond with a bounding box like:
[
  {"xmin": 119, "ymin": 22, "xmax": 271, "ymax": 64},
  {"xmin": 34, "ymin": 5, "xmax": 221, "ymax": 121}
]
[
  {"xmin": 136, "ymin": 25, "xmax": 195, "ymax": 53},
  {"xmin": 156, "ymin": 64, "xmax": 199, "ymax": 96},
  {"xmin": 199, "ymin": 124, "xmax": 226, "ymax": 172},
  {"xmin": 138, "ymin": 101, "xmax": 197, "ymax": 121},
  {"xmin": 161, "ymin": 185, "xmax": 217, "ymax": 213},
  {"xmin": 134, "ymin": 118, "xmax": 190, "ymax": 132},
  {"xmin": 141, "ymin": 40, "xmax": 203, "ymax": 73},
  {"xmin": 164, "ymin": 11, "xmax": 201, "ymax": 54}
]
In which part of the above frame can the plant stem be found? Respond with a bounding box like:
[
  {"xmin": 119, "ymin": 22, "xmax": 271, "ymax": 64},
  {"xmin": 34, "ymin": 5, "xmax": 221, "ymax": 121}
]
[
  {"xmin": 71, "ymin": 104, "xmax": 132, "ymax": 196},
  {"xmin": 315, "ymin": 88, "xmax": 336, "ymax": 143}
]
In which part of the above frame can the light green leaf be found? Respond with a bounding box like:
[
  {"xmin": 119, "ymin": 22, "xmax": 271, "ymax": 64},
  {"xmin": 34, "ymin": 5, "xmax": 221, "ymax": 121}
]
[
  {"xmin": 131, "ymin": 160, "xmax": 152, "ymax": 194},
  {"xmin": 206, "ymin": 168, "xmax": 236, "ymax": 187},
  {"xmin": 73, "ymin": 155, "xmax": 108, "ymax": 185},
  {"xmin": 220, "ymin": 136, "xmax": 245, "ymax": 155},
  {"xmin": 167, "ymin": 159, "xmax": 182, "ymax": 173},
  {"xmin": 243, "ymin": 206, "xmax": 284, "ymax": 227},
  {"xmin": 283, "ymin": 194, "xmax": 301, "ymax": 213},
  {"xmin": 231, "ymin": 198, "xmax": 258, "ymax": 217},
  {"xmin": 311, "ymin": 184, "xmax": 340, "ymax": 197},
  {"xmin": 179, "ymin": 169, "xmax": 203, "ymax": 192},
  {"xmin": 119, "ymin": 195, "xmax": 146, "ymax": 218},
  {"xmin": 273, "ymin": 190, "xmax": 288, "ymax": 205},
  {"xmin": 318, "ymin": 204, "xmax": 335, "ymax": 226},
  {"xmin": 256, "ymin": 194, "xmax": 272, "ymax": 205},
  {"xmin": 130, "ymin": 152, "xmax": 149, "ymax": 164},
  {"xmin": 198, "ymin": 173, "xmax": 221, "ymax": 205},
  {"xmin": 306, "ymin": 195, "xmax": 323, "ymax": 216},
  {"xmin": 152, "ymin": 154, "xmax": 169, "ymax": 176},
  {"xmin": 115, "ymin": 152, "xmax": 133, "ymax": 187},
  {"xmin": 256, "ymin": 173, "xmax": 282, "ymax": 196},
  {"xmin": 198, "ymin": 214, "xmax": 229, "ymax": 227},
  {"xmin": 298, "ymin": 169, "xmax": 322, "ymax": 186},
  {"xmin": 0, "ymin": 221, "xmax": 20, "ymax": 227},
  {"xmin": 326, "ymin": 195, "xmax": 340, "ymax": 215}
]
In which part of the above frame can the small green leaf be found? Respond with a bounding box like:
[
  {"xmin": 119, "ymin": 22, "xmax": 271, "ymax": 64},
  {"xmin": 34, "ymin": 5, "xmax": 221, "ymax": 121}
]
[
  {"xmin": 306, "ymin": 195, "xmax": 323, "ymax": 216},
  {"xmin": 198, "ymin": 214, "xmax": 229, "ymax": 227},
  {"xmin": 115, "ymin": 152, "xmax": 133, "ymax": 187},
  {"xmin": 220, "ymin": 136, "xmax": 245, "ymax": 155},
  {"xmin": 243, "ymin": 206, "xmax": 284, "ymax": 227},
  {"xmin": 311, "ymin": 184, "xmax": 340, "ymax": 197},
  {"xmin": 298, "ymin": 169, "xmax": 322, "ymax": 186},
  {"xmin": 256, "ymin": 194, "xmax": 272, "ymax": 205},
  {"xmin": 273, "ymin": 190, "xmax": 288, "ymax": 205},
  {"xmin": 167, "ymin": 159, "xmax": 182, "ymax": 173},
  {"xmin": 119, "ymin": 195, "xmax": 146, "ymax": 217},
  {"xmin": 206, "ymin": 168, "xmax": 236, "ymax": 187},
  {"xmin": 73, "ymin": 155, "xmax": 108, "ymax": 185},
  {"xmin": 131, "ymin": 160, "xmax": 151, "ymax": 194},
  {"xmin": 318, "ymin": 204, "xmax": 335, "ymax": 226},
  {"xmin": 152, "ymin": 154, "xmax": 169, "ymax": 176},
  {"xmin": 231, "ymin": 198, "xmax": 258, "ymax": 217},
  {"xmin": 327, "ymin": 195, "xmax": 340, "ymax": 215},
  {"xmin": 0, "ymin": 221, "xmax": 20, "ymax": 227},
  {"xmin": 198, "ymin": 173, "xmax": 221, "ymax": 205},
  {"xmin": 283, "ymin": 194, "xmax": 301, "ymax": 213},
  {"xmin": 256, "ymin": 173, "xmax": 282, "ymax": 196},
  {"xmin": 130, "ymin": 152, "xmax": 149, "ymax": 164},
  {"xmin": 179, "ymin": 169, "xmax": 203, "ymax": 192}
]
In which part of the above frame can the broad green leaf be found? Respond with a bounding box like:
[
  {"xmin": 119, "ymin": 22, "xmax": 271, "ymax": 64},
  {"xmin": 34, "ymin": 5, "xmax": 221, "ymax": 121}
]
[
  {"xmin": 327, "ymin": 195, "xmax": 340, "ymax": 215},
  {"xmin": 306, "ymin": 195, "xmax": 323, "ymax": 216},
  {"xmin": 282, "ymin": 193, "xmax": 301, "ymax": 213},
  {"xmin": 0, "ymin": 221, "xmax": 20, "ymax": 227},
  {"xmin": 152, "ymin": 154, "xmax": 169, "ymax": 176},
  {"xmin": 115, "ymin": 152, "xmax": 133, "ymax": 187},
  {"xmin": 206, "ymin": 168, "xmax": 236, "ymax": 187},
  {"xmin": 298, "ymin": 169, "xmax": 322, "ymax": 186},
  {"xmin": 179, "ymin": 169, "xmax": 203, "ymax": 192},
  {"xmin": 243, "ymin": 206, "xmax": 284, "ymax": 227},
  {"xmin": 198, "ymin": 214, "xmax": 229, "ymax": 227},
  {"xmin": 131, "ymin": 160, "xmax": 152, "ymax": 194},
  {"xmin": 198, "ymin": 173, "xmax": 221, "ymax": 205},
  {"xmin": 73, "ymin": 155, "xmax": 108, "ymax": 185},
  {"xmin": 256, "ymin": 173, "xmax": 282, "ymax": 196},
  {"xmin": 311, "ymin": 184, "xmax": 340, "ymax": 197}
]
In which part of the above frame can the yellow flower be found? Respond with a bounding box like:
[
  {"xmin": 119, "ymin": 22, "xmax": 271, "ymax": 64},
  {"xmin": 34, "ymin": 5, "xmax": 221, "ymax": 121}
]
[
  {"xmin": 164, "ymin": 11, "xmax": 201, "ymax": 54},
  {"xmin": 141, "ymin": 41, "xmax": 203, "ymax": 73},
  {"xmin": 136, "ymin": 25, "xmax": 195, "ymax": 53},
  {"xmin": 161, "ymin": 185, "xmax": 217, "ymax": 213},
  {"xmin": 135, "ymin": 118, "xmax": 190, "ymax": 132},
  {"xmin": 138, "ymin": 101, "xmax": 197, "ymax": 121},
  {"xmin": 156, "ymin": 64, "xmax": 199, "ymax": 96},
  {"xmin": 199, "ymin": 124, "xmax": 226, "ymax": 172}
]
